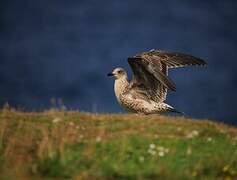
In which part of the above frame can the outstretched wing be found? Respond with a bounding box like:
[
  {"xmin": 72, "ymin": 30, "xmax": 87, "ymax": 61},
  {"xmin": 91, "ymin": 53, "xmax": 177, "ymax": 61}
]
[
  {"xmin": 137, "ymin": 49, "xmax": 206, "ymax": 69},
  {"xmin": 128, "ymin": 49, "xmax": 206, "ymax": 102}
]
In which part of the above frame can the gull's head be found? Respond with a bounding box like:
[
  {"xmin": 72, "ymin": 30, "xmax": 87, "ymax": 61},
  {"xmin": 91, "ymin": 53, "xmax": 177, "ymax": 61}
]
[{"xmin": 107, "ymin": 67, "xmax": 127, "ymax": 79}]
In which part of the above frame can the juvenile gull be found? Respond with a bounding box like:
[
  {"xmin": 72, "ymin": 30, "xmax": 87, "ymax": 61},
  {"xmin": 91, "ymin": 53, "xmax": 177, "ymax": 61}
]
[{"xmin": 108, "ymin": 49, "xmax": 206, "ymax": 114}]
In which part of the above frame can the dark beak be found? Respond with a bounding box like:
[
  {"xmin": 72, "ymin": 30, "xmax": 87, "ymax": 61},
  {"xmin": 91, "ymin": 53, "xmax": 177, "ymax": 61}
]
[{"xmin": 107, "ymin": 72, "xmax": 114, "ymax": 76}]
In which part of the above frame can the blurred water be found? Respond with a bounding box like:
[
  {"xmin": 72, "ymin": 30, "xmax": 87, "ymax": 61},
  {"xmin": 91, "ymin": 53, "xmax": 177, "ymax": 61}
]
[{"xmin": 0, "ymin": 0, "xmax": 237, "ymax": 124}]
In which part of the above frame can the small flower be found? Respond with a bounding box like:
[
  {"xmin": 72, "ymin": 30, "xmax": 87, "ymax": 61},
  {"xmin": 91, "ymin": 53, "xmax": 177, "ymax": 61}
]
[
  {"xmin": 207, "ymin": 137, "xmax": 212, "ymax": 142},
  {"xmin": 96, "ymin": 136, "xmax": 102, "ymax": 142},
  {"xmin": 69, "ymin": 121, "xmax": 74, "ymax": 126},
  {"xmin": 154, "ymin": 134, "xmax": 159, "ymax": 139},
  {"xmin": 148, "ymin": 144, "xmax": 169, "ymax": 157},
  {"xmin": 149, "ymin": 143, "xmax": 156, "ymax": 149},
  {"xmin": 158, "ymin": 151, "xmax": 164, "ymax": 157},
  {"xmin": 192, "ymin": 130, "xmax": 199, "ymax": 136},
  {"xmin": 187, "ymin": 147, "xmax": 192, "ymax": 155},
  {"xmin": 148, "ymin": 149, "xmax": 156, "ymax": 155},
  {"xmin": 223, "ymin": 165, "xmax": 230, "ymax": 172},
  {"xmin": 219, "ymin": 129, "xmax": 226, "ymax": 134},
  {"xmin": 164, "ymin": 148, "xmax": 169, "ymax": 153},
  {"xmin": 79, "ymin": 134, "xmax": 84, "ymax": 139},
  {"xmin": 186, "ymin": 130, "xmax": 199, "ymax": 139},
  {"xmin": 77, "ymin": 134, "xmax": 84, "ymax": 142},
  {"xmin": 186, "ymin": 134, "xmax": 193, "ymax": 139},
  {"xmin": 52, "ymin": 117, "xmax": 61, "ymax": 123}
]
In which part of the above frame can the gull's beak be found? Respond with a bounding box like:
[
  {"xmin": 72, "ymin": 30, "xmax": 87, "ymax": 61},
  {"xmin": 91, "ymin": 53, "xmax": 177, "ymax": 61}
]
[{"xmin": 107, "ymin": 72, "xmax": 114, "ymax": 76}]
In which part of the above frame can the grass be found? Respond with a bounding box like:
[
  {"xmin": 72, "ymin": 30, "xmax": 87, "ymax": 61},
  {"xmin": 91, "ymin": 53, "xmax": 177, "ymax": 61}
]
[{"xmin": 0, "ymin": 107, "xmax": 236, "ymax": 179}]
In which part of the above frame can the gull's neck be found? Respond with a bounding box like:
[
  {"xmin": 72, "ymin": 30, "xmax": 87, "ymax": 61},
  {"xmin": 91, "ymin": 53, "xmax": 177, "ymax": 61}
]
[{"xmin": 114, "ymin": 76, "xmax": 129, "ymax": 100}]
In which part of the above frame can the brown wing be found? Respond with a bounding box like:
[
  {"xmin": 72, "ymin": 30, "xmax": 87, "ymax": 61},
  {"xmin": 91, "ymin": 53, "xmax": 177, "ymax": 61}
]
[
  {"xmin": 137, "ymin": 49, "xmax": 207, "ymax": 69},
  {"xmin": 128, "ymin": 49, "xmax": 206, "ymax": 102},
  {"xmin": 128, "ymin": 57, "xmax": 173, "ymax": 102}
]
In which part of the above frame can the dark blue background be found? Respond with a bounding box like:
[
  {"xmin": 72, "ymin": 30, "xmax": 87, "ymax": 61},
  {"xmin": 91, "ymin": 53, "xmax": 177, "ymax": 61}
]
[{"xmin": 1, "ymin": 0, "xmax": 237, "ymax": 124}]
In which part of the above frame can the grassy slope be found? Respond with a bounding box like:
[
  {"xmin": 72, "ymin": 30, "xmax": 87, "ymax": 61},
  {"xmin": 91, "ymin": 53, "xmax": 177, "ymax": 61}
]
[{"xmin": 0, "ymin": 109, "xmax": 236, "ymax": 179}]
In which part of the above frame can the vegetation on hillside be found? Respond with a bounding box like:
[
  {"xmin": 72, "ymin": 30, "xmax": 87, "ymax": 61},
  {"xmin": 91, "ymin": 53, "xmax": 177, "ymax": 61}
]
[{"xmin": 0, "ymin": 108, "xmax": 236, "ymax": 179}]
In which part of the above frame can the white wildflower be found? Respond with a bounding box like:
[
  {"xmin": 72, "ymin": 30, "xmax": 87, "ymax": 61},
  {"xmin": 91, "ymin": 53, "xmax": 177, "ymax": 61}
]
[
  {"xmin": 158, "ymin": 151, "xmax": 164, "ymax": 157},
  {"xmin": 187, "ymin": 147, "xmax": 192, "ymax": 155},
  {"xmin": 96, "ymin": 136, "xmax": 102, "ymax": 142},
  {"xmin": 207, "ymin": 137, "xmax": 212, "ymax": 142},
  {"xmin": 149, "ymin": 143, "xmax": 156, "ymax": 149},
  {"xmin": 192, "ymin": 130, "xmax": 199, "ymax": 136},
  {"xmin": 79, "ymin": 134, "xmax": 84, "ymax": 139},
  {"xmin": 148, "ymin": 149, "xmax": 156, "ymax": 155},
  {"xmin": 154, "ymin": 134, "xmax": 159, "ymax": 139},
  {"xmin": 186, "ymin": 134, "xmax": 194, "ymax": 139},
  {"xmin": 164, "ymin": 148, "xmax": 170, "ymax": 153},
  {"xmin": 69, "ymin": 121, "xmax": 74, "ymax": 126},
  {"xmin": 219, "ymin": 129, "xmax": 226, "ymax": 134},
  {"xmin": 148, "ymin": 149, "xmax": 152, "ymax": 154},
  {"xmin": 186, "ymin": 130, "xmax": 199, "ymax": 139},
  {"xmin": 52, "ymin": 117, "xmax": 61, "ymax": 123}
]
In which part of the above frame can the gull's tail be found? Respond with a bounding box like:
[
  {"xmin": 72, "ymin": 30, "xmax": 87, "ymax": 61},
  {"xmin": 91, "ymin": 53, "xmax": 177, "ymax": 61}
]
[
  {"xmin": 168, "ymin": 107, "xmax": 185, "ymax": 115},
  {"xmin": 156, "ymin": 103, "xmax": 185, "ymax": 115}
]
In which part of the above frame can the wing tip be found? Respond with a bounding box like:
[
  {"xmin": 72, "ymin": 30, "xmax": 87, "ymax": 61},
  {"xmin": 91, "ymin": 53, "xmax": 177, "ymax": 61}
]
[
  {"xmin": 169, "ymin": 85, "xmax": 176, "ymax": 91},
  {"xmin": 128, "ymin": 57, "xmax": 142, "ymax": 61},
  {"xmin": 196, "ymin": 58, "xmax": 207, "ymax": 66},
  {"xmin": 165, "ymin": 79, "xmax": 176, "ymax": 91}
]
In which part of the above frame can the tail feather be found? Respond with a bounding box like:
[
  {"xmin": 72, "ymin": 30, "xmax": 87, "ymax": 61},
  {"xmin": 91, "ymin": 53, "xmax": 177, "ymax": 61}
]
[
  {"xmin": 156, "ymin": 103, "xmax": 185, "ymax": 115},
  {"xmin": 168, "ymin": 107, "xmax": 185, "ymax": 115}
]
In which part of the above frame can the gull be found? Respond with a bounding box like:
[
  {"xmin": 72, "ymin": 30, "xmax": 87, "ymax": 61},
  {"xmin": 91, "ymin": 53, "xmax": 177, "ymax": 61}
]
[{"xmin": 107, "ymin": 49, "xmax": 206, "ymax": 114}]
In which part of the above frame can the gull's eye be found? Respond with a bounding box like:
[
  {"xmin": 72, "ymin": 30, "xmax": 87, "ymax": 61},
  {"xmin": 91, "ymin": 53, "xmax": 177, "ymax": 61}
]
[{"xmin": 118, "ymin": 70, "xmax": 123, "ymax": 74}]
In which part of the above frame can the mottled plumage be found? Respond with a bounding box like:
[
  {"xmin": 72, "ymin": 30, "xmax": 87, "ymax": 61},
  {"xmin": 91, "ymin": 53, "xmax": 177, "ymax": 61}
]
[{"xmin": 108, "ymin": 49, "xmax": 206, "ymax": 114}]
